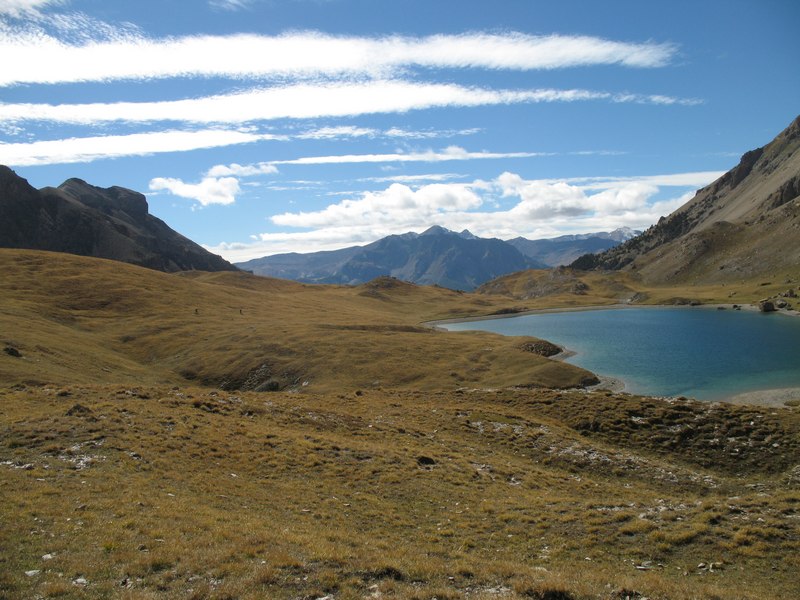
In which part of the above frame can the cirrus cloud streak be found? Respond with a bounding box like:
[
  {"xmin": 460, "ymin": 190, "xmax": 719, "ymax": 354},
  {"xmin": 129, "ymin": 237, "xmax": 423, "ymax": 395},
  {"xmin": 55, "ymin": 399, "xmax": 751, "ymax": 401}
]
[
  {"xmin": 0, "ymin": 82, "xmax": 701, "ymax": 126},
  {"xmin": 0, "ymin": 128, "xmax": 271, "ymax": 166},
  {"xmin": 0, "ymin": 80, "xmax": 700, "ymax": 125},
  {"xmin": 0, "ymin": 30, "xmax": 677, "ymax": 87}
]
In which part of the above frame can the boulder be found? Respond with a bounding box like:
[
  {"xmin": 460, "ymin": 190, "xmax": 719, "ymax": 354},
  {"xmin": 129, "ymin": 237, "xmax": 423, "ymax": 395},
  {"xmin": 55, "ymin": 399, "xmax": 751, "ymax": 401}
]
[{"xmin": 520, "ymin": 340, "xmax": 562, "ymax": 357}]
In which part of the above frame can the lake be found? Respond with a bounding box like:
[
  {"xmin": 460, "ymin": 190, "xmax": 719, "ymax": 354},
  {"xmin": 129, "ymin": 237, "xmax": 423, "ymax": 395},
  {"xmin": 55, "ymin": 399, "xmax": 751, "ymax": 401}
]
[{"xmin": 439, "ymin": 306, "xmax": 800, "ymax": 400}]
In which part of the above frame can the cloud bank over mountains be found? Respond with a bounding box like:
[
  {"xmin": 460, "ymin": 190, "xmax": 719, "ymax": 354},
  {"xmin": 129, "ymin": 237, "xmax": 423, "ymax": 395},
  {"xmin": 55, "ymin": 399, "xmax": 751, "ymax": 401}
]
[{"xmin": 207, "ymin": 170, "xmax": 720, "ymax": 261}]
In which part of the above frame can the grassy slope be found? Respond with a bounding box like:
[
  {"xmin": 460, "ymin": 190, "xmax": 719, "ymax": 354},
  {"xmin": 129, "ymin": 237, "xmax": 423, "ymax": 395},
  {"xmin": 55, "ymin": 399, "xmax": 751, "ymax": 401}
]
[
  {"xmin": 477, "ymin": 266, "xmax": 800, "ymax": 308},
  {"xmin": 1, "ymin": 249, "xmax": 799, "ymax": 600},
  {"xmin": 0, "ymin": 250, "xmax": 595, "ymax": 392}
]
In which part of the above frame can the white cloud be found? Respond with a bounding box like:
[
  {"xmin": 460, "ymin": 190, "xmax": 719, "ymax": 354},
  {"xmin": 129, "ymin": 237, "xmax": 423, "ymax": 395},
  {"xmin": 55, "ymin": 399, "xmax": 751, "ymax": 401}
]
[
  {"xmin": 207, "ymin": 170, "xmax": 720, "ymax": 260},
  {"xmin": 206, "ymin": 228, "xmax": 380, "ymax": 261},
  {"xmin": 362, "ymin": 173, "xmax": 466, "ymax": 184},
  {"xmin": 298, "ymin": 125, "xmax": 377, "ymax": 139},
  {"xmin": 149, "ymin": 176, "xmax": 241, "ymax": 206},
  {"xmin": 497, "ymin": 172, "xmax": 659, "ymax": 218},
  {"xmin": 498, "ymin": 173, "xmax": 595, "ymax": 219},
  {"xmin": 610, "ymin": 92, "xmax": 702, "ymax": 107},
  {"xmin": 272, "ymin": 182, "xmax": 482, "ymax": 228},
  {"xmin": 0, "ymin": 82, "xmax": 699, "ymax": 126},
  {"xmin": 385, "ymin": 127, "xmax": 482, "ymax": 139},
  {"xmin": 0, "ymin": 0, "xmax": 62, "ymax": 17},
  {"xmin": 271, "ymin": 146, "xmax": 550, "ymax": 166},
  {"xmin": 206, "ymin": 162, "xmax": 279, "ymax": 177},
  {"xmin": 605, "ymin": 171, "xmax": 724, "ymax": 188},
  {"xmin": 0, "ymin": 129, "xmax": 268, "ymax": 166},
  {"xmin": 208, "ymin": 0, "xmax": 252, "ymax": 11},
  {"xmin": 0, "ymin": 30, "xmax": 677, "ymax": 86}
]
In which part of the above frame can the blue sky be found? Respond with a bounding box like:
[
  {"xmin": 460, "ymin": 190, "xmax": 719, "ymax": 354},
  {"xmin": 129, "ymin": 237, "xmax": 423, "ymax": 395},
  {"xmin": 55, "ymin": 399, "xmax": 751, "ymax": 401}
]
[{"xmin": 1, "ymin": 0, "xmax": 798, "ymax": 261}]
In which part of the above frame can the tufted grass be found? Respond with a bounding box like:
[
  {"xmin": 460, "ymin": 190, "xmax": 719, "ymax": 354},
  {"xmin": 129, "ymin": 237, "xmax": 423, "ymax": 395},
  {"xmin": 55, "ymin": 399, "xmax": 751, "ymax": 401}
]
[{"xmin": 1, "ymin": 249, "xmax": 799, "ymax": 599}]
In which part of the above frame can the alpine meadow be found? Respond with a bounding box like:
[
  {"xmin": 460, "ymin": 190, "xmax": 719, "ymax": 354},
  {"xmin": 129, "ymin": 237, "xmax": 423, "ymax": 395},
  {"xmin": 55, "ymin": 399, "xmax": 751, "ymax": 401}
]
[{"xmin": 1, "ymin": 2, "xmax": 799, "ymax": 599}]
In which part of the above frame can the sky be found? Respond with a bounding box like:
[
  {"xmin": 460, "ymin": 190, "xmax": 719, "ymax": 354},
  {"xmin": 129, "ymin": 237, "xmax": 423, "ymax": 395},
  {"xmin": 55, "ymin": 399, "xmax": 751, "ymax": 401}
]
[{"xmin": 1, "ymin": 0, "xmax": 798, "ymax": 262}]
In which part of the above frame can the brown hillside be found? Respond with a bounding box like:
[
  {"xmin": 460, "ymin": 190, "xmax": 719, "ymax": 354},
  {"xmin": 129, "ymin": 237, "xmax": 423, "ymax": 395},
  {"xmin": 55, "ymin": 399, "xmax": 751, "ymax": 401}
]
[
  {"xmin": 0, "ymin": 249, "xmax": 595, "ymax": 392},
  {"xmin": 572, "ymin": 115, "xmax": 800, "ymax": 285},
  {"xmin": 2, "ymin": 249, "xmax": 800, "ymax": 600}
]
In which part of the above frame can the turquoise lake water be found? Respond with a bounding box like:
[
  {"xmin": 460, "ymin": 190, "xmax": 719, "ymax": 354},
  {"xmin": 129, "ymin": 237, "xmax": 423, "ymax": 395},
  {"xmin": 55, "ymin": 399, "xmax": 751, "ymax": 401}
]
[{"xmin": 440, "ymin": 307, "xmax": 800, "ymax": 400}]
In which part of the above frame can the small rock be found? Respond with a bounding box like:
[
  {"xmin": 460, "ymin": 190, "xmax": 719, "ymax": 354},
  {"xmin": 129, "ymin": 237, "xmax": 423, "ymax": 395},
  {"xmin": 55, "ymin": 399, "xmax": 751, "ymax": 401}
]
[
  {"xmin": 42, "ymin": 553, "xmax": 54, "ymax": 560},
  {"xmin": 24, "ymin": 570, "xmax": 40, "ymax": 577},
  {"xmin": 3, "ymin": 346, "xmax": 22, "ymax": 358},
  {"xmin": 759, "ymin": 300, "xmax": 776, "ymax": 312},
  {"xmin": 417, "ymin": 455, "xmax": 436, "ymax": 467},
  {"xmin": 73, "ymin": 576, "xmax": 88, "ymax": 586},
  {"xmin": 65, "ymin": 404, "xmax": 93, "ymax": 417}
]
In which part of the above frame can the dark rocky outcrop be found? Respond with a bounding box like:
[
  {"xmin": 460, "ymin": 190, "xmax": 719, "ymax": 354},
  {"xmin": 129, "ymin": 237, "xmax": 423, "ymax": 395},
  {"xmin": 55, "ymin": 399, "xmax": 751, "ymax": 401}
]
[
  {"xmin": 3, "ymin": 346, "xmax": 22, "ymax": 358},
  {"xmin": 520, "ymin": 340, "xmax": 562, "ymax": 357},
  {"xmin": 0, "ymin": 166, "xmax": 237, "ymax": 273}
]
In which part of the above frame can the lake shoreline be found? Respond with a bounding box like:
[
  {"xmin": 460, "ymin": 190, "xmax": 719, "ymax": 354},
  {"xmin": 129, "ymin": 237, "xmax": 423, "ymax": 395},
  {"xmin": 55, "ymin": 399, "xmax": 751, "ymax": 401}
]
[
  {"xmin": 429, "ymin": 303, "xmax": 800, "ymax": 408},
  {"xmin": 428, "ymin": 302, "xmax": 800, "ymax": 327}
]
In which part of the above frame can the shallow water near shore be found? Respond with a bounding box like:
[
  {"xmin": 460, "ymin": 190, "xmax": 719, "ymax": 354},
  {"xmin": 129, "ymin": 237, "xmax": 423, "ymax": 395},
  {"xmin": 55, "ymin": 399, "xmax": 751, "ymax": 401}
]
[{"xmin": 441, "ymin": 306, "xmax": 800, "ymax": 401}]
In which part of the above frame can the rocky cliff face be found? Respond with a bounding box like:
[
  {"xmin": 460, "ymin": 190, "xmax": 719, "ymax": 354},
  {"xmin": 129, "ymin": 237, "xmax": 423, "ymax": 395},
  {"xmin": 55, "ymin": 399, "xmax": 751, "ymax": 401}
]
[
  {"xmin": 572, "ymin": 115, "xmax": 800, "ymax": 284},
  {"xmin": 0, "ymin": 167, "xmax": 237, "ymax": 273}
]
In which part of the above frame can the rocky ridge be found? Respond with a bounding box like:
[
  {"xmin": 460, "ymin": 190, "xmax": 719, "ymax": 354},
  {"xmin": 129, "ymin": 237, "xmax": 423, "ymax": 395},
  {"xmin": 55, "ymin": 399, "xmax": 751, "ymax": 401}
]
[
  {"xmin": 571, "ymin": 115, "xmax": 800, "ymax": 284},
  {"xmin": 0, "ymin": 166, "xmax": 237, "ymax": 273}
]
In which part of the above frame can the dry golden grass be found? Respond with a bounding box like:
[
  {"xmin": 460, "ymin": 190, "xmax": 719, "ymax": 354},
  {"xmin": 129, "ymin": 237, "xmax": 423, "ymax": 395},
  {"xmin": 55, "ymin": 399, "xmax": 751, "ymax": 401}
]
[
  {"xmin": 1, "ymin": 249, "xmax": 799, "ymax": 599},
  {"xmin": 2, "ymin": 385, "xmax": 798, "ymax": 599},
  {"xmin": 476, "ymin": 265, "xmax": 800, "ymax": 313},
  {"xmin": 0, "ymin": 250, "xmax": 594, "ymax": 392}
]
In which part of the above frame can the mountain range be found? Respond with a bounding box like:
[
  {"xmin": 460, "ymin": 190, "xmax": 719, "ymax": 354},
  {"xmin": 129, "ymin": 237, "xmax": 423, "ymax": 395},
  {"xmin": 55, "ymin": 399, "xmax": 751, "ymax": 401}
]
[
  {"xmin": 571, "ymin": 115, "xmax": 800, "ymax": 284},
  {"xmin": 0, "ymin": 166, "xmax": 237, "ymax": 273},
  {"xmin": 5, "ymin": 115, "xmax": 796, "ymax": 292},
  {"xmin": 237, "ymin": 225, "xmax": 638, "ymax": 291},
  {"xmin": 507, "ymin": 227, "xmax": 638, "ymax": 266}
]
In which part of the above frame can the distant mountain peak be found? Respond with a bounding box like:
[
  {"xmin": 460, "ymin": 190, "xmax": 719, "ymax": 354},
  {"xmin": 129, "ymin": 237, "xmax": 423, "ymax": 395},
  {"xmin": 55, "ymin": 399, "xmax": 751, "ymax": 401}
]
[
  {"xmin": 419, "ymin": 226, "xmax": 479, "ymax": 240},
  {"xmin": 238, "ymin": 225, "xmax": 540, "ymax": 290},
  {"xmin": 420, "ymin": 225, "xmax": 452, "ymax": 236},
  {"xmin": 606, "ymin": 227, "xmax": 638, "ymax": 242}
]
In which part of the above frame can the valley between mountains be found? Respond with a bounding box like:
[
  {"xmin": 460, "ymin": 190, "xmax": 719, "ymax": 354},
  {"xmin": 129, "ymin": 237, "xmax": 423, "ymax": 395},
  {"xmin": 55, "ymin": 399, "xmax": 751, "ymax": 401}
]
[{"xmin": 1, "ymin": 116, "xmax": 800, "ymax": 600}]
